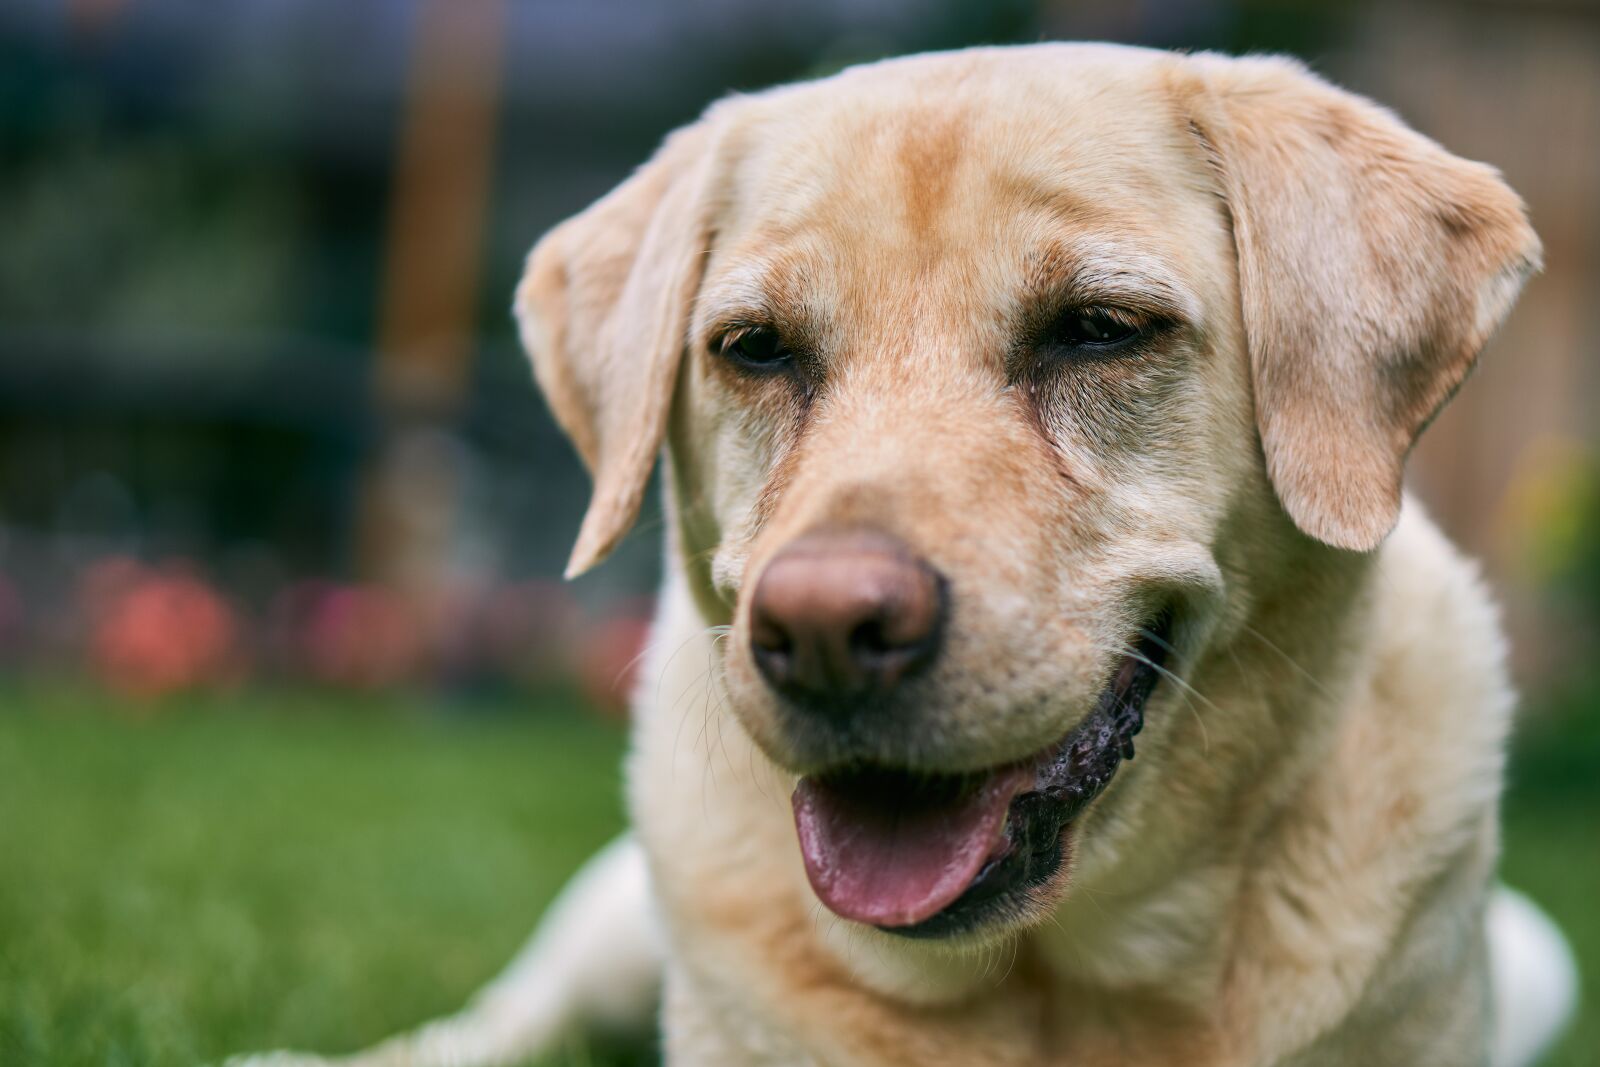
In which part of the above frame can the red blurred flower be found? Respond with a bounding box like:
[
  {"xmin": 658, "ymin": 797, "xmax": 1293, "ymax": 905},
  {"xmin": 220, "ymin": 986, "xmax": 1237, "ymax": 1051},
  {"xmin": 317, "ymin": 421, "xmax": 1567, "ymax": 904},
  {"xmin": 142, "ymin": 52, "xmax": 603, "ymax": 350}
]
[
  {"xmin": 277, "ymin": 582, "xmax": 426, "ymax": 690},
  {"xmin": 86, "ymin": 560, "xmax": 239, "ymax": 699},
  {"xmin": 0, "ymin": 569, "xmax": 22, "ymax": 657}
]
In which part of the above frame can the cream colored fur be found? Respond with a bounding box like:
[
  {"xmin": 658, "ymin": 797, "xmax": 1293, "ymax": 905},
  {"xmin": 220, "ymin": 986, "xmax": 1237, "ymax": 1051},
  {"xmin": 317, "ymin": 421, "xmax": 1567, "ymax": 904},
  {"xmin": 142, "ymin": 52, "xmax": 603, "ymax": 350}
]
[{"xmin": 229, "ymin": 44, "xmax": 1576, "ymax": 1067}]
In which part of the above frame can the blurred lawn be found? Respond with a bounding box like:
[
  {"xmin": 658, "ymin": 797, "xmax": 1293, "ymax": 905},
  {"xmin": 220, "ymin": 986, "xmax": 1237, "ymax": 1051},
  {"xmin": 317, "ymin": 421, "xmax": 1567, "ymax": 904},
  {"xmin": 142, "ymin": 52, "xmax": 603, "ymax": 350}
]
[
  {"xmin": 1500, "ymin": 675, "xmax": 1600, "ymax": 1067},
  {"xmin": 0, "ymin": 685, "xmax": 640, "ymax": 1067},
  {"xmin": 0, "ymin": 679, "xmax": 1593, "ymax": 1067}
]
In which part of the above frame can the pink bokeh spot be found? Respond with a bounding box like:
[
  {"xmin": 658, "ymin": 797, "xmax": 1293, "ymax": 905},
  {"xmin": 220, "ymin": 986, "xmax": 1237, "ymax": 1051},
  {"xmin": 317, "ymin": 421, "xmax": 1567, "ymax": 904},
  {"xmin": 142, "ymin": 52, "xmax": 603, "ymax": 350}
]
[{"xmin": 85, "ymin": 559, "xmax": 239, "ymax": 699}]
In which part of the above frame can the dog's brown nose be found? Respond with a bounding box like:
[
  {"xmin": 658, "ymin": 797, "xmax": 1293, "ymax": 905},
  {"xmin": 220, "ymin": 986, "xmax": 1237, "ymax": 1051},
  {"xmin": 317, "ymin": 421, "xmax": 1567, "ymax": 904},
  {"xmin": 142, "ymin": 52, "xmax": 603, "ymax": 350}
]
[{"xmin": 749, "ymin": 529, "xmax": 944, "ymax": 703}]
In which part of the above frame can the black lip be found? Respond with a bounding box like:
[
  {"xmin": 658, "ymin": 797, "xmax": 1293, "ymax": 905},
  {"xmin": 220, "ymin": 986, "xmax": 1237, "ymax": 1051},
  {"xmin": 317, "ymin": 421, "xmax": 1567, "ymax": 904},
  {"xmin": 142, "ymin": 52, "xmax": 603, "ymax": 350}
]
[{"xmin": 880, "ymin": 615, "xmax": 1174, "ymax": 939}]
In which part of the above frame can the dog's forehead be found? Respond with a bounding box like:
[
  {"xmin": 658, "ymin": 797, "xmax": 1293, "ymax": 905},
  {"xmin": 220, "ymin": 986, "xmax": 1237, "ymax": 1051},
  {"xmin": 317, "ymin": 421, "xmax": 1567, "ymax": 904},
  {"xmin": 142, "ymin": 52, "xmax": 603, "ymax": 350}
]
[
  {"xmin": 702, "ymin": 47, "xmax": 1222, "ymax": 337},
  {"xmin": 732, "ymin": 50, "xmax": 1187, "ymax": 213}
]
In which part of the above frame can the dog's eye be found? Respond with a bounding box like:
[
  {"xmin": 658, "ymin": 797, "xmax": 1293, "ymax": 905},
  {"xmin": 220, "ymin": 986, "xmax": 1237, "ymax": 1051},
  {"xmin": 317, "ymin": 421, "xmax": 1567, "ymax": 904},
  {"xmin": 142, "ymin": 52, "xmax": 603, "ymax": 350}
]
[
  {"xmin": 1046, "ymin": 309, "xmax": 1141, "ymax": 351},
  {"xmin": 719, "ymin": 326, "xmax": 792, "ymax": 368}
]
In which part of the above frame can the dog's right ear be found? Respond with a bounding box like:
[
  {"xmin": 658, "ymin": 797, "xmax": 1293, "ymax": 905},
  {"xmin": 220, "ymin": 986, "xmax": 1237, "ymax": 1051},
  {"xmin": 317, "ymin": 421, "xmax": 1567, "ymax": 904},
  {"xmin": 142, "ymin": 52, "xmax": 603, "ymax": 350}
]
[{"xmin": 517, "ymin": 122, "xmax": 721, "ymax": 578}]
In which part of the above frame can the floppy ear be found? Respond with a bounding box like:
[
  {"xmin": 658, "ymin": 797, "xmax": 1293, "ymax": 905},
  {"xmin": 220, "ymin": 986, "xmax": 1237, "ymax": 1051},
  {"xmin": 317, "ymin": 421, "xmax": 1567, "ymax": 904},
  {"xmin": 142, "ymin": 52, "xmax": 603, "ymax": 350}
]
[
  {"xmin": 1187, "ymin": 55, "xmax": 1540, "ymax": 551},
  {"xmin": 516, "ymin": 122, "xmax": 720, "ymax": 577}
]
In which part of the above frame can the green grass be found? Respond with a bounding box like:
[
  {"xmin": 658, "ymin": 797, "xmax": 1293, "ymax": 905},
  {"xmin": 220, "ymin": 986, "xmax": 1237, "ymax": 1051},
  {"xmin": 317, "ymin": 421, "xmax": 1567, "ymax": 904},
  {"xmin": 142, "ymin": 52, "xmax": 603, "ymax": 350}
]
[
  {"xmin": 0, "ymin": 685, "xmax": 636, "ymax": 1067},
  {"xmin": 0, "ymin": 678, "xmax": 1594, "ymax": 1067}
]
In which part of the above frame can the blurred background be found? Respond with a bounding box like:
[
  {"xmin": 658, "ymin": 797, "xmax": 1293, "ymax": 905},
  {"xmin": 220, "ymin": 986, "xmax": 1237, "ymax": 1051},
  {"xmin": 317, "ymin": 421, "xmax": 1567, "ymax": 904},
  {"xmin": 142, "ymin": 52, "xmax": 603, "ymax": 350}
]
[{"xmin": 0, "ymin": 2, "xmax": 1594, "ymax": 1065}]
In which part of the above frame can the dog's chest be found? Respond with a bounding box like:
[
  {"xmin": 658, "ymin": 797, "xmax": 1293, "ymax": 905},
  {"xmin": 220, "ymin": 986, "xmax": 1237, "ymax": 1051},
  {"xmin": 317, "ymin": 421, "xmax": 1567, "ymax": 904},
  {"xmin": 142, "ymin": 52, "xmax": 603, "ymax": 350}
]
[{"xmin": 661, "ymin": 908, "xmax": 1235, "ymax": 1067}]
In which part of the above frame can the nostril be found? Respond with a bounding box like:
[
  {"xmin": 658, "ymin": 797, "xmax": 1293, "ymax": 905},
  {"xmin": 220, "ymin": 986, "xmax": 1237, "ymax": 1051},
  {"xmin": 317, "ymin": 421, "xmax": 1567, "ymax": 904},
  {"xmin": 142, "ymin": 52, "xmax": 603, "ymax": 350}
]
[
  {"xmin": 750, "ymin": 610, "xmax": 795, "ymax": 684},
  {"xmin": 848, "ymin": 604, "xmax": 937, "ymax": 690},
  {"xmin": 848, "ymin": 616, "xmax": 896, "ymax": 658},
  {"xmin": 844, "ymin": 614, "xmax": 908, "ymax": 662},
  {"xmin": 751, "ymin": 612, "xmax": 792, "ymax": 654}
]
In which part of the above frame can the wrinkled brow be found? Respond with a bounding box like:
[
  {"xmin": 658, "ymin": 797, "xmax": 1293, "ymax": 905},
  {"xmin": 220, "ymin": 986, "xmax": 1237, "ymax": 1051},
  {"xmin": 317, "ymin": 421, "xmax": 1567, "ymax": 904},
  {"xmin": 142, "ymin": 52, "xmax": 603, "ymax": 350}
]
[
  {"xmin": 692, "ymin": 235, "xmax": 1206, "ymax": 344},
  {"xmin": 1022, "ymin": 238, "xmax": 1204, "ymax": 325},
  {"xmin": 692, "ymin": 250, "xmax": 831, "ymax": 345}
]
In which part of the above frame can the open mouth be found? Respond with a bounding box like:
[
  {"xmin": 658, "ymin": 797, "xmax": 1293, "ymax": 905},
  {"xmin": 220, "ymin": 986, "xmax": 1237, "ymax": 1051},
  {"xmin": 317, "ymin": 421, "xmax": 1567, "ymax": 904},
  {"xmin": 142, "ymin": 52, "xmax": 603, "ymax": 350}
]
[{"xmin": 790, "ymin": 615, "xmax": 1173, "ymax": 937}]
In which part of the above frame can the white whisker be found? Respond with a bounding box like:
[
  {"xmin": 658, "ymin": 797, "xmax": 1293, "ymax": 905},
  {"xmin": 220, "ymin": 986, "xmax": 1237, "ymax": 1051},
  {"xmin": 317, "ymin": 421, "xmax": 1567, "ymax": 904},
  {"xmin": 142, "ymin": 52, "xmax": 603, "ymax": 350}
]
[
  {"xmin": 1240, "ymin": 623, "xmax": 1333, "ymax": 701},
  {"xmin": 1086, "ymin": 639, "xmax": 1217, "ymax": 754}
]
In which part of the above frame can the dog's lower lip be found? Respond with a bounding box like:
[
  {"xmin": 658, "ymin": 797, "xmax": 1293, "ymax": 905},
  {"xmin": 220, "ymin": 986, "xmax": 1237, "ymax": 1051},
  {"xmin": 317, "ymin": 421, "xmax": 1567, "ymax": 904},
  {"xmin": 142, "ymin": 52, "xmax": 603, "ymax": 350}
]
[{"xmin": 791, "ymin": 615, "xmax": 1174, "ymax": 936}]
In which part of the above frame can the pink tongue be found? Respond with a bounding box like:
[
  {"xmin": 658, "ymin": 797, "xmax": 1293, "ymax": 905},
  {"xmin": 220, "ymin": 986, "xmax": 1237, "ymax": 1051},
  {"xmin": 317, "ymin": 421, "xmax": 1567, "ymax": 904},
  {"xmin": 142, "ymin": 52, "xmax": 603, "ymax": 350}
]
[{"xmin": 792, "ymin": 765, "xmax": 1032, "ymax": 928}]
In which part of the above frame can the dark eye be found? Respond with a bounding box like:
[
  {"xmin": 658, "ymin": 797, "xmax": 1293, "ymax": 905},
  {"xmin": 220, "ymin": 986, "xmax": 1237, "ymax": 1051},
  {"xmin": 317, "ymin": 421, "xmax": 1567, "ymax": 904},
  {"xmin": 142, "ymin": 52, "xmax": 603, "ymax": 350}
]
[
  {"xmin": 720, "ymin": 326, "xmax": 792, "ymax": 368},
  {"xmin": 1047, "ymin": 308, "xmax": 1141, "ymax": 350}
]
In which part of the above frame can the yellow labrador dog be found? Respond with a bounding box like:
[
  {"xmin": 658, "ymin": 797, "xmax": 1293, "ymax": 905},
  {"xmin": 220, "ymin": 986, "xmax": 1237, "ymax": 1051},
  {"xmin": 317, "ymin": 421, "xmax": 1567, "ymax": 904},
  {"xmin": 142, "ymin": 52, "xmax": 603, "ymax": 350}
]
[{"xmin": 235, "ymin": 44, "xmax": 1579, "ymax": 1067}]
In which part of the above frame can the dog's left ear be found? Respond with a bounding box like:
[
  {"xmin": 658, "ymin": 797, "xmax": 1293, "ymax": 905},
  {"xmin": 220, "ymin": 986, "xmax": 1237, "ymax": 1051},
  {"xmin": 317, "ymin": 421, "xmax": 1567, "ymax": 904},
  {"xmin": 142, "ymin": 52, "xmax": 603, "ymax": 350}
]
[
  {"xmin": 516, "ymin": 120, "xmax": 722, "ymax": 577},
  {"xmin": 1187, "ymin": 55, "xmax": 1540, "ymax": 551}
]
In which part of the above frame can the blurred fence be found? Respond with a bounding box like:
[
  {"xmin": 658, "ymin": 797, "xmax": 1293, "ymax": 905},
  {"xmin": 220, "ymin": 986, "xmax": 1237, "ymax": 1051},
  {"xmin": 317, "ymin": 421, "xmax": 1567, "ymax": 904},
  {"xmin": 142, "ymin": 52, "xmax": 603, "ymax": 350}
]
[{"xmin": 1327, "ymin": 2, "xmax": 1600, "ymax": 676}]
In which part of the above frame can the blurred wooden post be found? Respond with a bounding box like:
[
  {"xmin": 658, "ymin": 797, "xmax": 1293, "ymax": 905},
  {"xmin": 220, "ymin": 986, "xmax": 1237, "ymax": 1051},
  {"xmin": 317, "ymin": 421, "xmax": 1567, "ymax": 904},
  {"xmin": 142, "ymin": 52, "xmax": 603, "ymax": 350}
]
[
  {"xmin": 66, "ymin": 0, "xmax": 125, "ymax": 38},
  {"xmin": 360, "ymin": 0, "xmax": 506, "ymax": 591}
]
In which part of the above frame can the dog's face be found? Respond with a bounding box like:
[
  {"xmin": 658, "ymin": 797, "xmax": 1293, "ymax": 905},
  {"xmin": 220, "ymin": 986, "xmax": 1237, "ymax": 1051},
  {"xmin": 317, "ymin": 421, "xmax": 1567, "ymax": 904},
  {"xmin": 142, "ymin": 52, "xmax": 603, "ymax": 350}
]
[{"xmin": 520, "ymin": 46, "xmax": 1536, "ymax": 939}]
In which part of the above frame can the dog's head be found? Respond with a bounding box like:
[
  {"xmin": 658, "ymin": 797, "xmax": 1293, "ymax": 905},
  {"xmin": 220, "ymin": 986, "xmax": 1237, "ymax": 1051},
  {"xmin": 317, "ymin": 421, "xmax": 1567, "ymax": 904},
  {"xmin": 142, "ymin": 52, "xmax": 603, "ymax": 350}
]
[{"xmin": 519, "ymin": 46, "xmax": 1536, "ymax": 939}]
